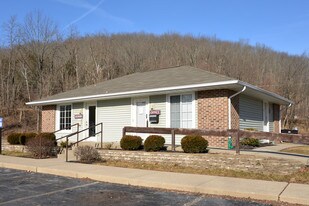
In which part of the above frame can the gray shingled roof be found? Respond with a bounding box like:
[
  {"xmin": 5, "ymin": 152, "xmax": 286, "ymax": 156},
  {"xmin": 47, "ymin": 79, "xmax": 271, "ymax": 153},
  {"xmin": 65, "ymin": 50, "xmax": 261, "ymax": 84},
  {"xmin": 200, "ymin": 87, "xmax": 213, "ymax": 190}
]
[
  {"xmin": 27, "ymin": 66, "xmax": 292, "ymax": 105},
  {"xmin": 32, "ymin": 66, "xmax": 235, "ymax": 102}
]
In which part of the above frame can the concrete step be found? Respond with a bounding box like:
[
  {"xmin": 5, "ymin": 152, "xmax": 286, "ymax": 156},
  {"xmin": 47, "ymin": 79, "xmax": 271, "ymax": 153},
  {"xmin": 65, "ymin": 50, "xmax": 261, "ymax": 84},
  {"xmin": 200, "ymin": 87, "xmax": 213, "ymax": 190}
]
[
  {"xmin": 73, "ymin": 141, "xmax": 99, "ymax": 147},
  {"xmin": 57, "ymin": 148, "xmax": 77, "ymax": 161}
]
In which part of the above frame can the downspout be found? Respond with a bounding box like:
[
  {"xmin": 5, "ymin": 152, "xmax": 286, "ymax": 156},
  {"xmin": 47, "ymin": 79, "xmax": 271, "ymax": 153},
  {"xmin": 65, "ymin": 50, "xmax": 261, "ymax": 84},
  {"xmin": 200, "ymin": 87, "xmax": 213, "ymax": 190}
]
[{"xmin": 228, "ymin": 86, "xmax": 246, "ymax": 129}]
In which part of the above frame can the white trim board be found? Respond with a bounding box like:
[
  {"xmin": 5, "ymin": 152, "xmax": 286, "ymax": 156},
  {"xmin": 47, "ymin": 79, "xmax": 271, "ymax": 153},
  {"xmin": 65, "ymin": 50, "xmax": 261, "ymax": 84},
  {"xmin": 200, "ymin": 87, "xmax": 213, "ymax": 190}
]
[
  {"xmin": 27, "ymin": 80, "xmax": 238, "ymax": 105},
  {"xmin": 27, "ymin": 80, "xmax": 293, "ymax": 106}
]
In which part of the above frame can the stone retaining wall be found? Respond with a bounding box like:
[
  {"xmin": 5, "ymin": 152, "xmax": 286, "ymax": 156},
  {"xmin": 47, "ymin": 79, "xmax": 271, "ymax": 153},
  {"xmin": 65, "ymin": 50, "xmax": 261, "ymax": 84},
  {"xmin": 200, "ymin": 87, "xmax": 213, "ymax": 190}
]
[
  {"xmin": 1, "ymin": 144, "xmax": 28, "ymax": 152},
  {"xmin": 98, "ymin": 149, "xmax": 303, "ymax": 175}
]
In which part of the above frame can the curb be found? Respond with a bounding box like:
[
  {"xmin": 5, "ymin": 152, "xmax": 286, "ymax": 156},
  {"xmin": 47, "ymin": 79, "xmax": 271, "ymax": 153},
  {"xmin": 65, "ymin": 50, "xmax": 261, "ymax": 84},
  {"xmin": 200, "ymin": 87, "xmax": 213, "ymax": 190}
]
[{"xmin": 1, "ymin": 162, "xmax": 308, "ymax": 205}]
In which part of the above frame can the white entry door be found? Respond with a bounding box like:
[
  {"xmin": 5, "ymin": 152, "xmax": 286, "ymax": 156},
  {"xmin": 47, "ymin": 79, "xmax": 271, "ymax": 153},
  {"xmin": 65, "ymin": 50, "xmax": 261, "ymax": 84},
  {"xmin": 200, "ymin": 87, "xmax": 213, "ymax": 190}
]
[
  {"xmin": 136, "ymin": 101, "xmax": 147, "ymax": 127},
  {"xmin": 263, "ymin": 101, "xmax": 269, "ymax": 132},
  {"xmin": 84, "ymin": 102, "xmax": 97, "ymax": 141}
]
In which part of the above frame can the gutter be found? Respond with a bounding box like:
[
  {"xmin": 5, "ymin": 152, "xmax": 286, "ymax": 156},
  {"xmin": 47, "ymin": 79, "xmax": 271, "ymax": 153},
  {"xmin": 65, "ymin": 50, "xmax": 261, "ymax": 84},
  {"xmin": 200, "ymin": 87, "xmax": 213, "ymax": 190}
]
[
  {"xmin": 26, "ymin": 79, "xmax": 293, "ymax": 106},
  {"xmin": 238, "ymin": 81, "xmax": 293, "ymax": 105},
  {"xmin": 26, "ymin": 80, "xmax": 239, "ymax": 106},
  {"xmin": 228, "ymin": 86, "xmax": 247, "ymax": 129}
]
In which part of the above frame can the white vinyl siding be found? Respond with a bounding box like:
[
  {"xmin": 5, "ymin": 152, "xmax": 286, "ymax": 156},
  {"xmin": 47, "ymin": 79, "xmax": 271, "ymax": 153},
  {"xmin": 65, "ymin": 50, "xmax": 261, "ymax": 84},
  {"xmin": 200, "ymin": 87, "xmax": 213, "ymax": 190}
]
[
  {"xmin": 239, "ymin": 95, "xmax": 263, "ymax": 131},
  {"xmin": 97, "ymin": 98, "xmax": 131, "ymax": 142},
  {"xmin": 149, "ymin": 95, "xmax": 166, "ymax": 127},
  {"xmin": 72, "ymin": 102, "xmax": 83, "ymax": 129}
]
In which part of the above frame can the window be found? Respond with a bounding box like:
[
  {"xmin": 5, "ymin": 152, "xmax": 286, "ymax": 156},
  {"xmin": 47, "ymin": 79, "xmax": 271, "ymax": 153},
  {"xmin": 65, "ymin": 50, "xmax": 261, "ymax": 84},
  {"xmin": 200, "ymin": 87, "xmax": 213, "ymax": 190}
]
[
  {"xmin": 59, "ymin": 105, "xmax": 71, "ymax": 130},
  {"xmin": 170, "ymin": 94, "xmax": 193, "ymax": 128}
]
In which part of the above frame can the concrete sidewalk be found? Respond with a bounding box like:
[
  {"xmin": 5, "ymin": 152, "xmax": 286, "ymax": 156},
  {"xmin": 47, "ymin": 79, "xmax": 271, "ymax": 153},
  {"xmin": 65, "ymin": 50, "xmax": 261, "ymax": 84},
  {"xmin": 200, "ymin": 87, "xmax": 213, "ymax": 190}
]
[
  {"xmin": 0, "ymin": 155, "xmax": 308, "ymax": 205},
  {"xmin": 209, "ymin": 143, "xmax": 309, "ymax": 164}
]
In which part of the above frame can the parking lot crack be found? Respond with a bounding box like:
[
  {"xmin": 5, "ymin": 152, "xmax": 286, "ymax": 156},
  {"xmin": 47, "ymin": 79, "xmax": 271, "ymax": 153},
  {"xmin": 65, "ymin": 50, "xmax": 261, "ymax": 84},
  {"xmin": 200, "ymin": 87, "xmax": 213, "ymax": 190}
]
[
  {"xmin": 0, "ymin": 182, "xmax": 99, "ymax": 205},
  {"xmin": 183, "ymin": 197, "xmax": 203, "ymax": 206}
]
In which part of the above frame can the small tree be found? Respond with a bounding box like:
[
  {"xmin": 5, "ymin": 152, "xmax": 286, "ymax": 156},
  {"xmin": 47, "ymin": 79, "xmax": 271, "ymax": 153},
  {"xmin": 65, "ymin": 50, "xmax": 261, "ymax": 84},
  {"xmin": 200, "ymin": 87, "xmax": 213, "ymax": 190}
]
[{"xmin": 26, "ymin": 137, "xmax": 56, "ymax": 158}]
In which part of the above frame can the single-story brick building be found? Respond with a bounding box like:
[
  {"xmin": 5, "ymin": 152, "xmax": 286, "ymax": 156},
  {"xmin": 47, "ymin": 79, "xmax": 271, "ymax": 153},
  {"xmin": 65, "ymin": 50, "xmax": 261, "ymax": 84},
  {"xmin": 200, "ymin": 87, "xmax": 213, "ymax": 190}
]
[{"xmin": 26, "ymin": 66, "xmax": 292, "ymax": 148}]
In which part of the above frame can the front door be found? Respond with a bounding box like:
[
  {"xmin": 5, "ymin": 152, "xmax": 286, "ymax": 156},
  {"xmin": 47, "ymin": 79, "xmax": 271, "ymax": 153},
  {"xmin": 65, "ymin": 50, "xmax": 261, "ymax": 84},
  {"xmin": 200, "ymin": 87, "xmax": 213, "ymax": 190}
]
[
  {"xmin": 88, "ymin": 106, "xmax": 96, "ymax": 136},
  {"xmin": 136, "ymin": 101, "xmax": 147, "ymax": 127}
]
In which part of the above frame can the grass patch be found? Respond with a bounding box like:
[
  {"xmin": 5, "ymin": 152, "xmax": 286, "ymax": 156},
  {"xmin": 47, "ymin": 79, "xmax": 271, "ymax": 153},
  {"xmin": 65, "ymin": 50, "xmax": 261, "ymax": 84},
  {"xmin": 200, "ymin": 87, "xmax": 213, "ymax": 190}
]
[
  {"xmin": 281, "ymin": 146, "xmax": 309, "ymax": 155},
  {"xmin": 2, "ymin": 150, "xmax": 32, "ymax": 158},
  {"xmin": 98, "ymin": 160, "xmax": 309, "ymax": 184}
]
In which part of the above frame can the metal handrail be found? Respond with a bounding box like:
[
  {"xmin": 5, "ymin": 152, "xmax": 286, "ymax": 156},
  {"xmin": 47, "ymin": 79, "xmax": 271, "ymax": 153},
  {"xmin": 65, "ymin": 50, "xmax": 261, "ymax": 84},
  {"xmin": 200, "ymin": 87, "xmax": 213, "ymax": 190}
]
[
  {"xmin": 58, "ymin": 122, "xmax": 100, "ymax": 140},
  {"xmin": 54, "ymin": 123, "xmax": 79, "ymax": 134},
  {"xmin": 70, "ymin": 131, "xmax": 101, "ymax": 147},
  {"xmin": 64, "ymin": 122, "xmax": 103, "ymax": 162}
]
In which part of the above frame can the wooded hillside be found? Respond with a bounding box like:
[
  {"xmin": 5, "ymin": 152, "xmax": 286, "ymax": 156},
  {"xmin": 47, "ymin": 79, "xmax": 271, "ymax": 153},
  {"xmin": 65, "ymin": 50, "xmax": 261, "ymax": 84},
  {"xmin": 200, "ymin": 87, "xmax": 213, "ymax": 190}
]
[{"xmin": 1, "ymin": 12, "xmax": 308, "ymax": 132}]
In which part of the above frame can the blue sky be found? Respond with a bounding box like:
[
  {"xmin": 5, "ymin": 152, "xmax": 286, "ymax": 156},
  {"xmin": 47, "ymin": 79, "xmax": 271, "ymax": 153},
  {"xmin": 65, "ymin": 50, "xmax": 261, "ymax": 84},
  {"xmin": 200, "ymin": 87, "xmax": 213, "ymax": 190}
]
[{"xmin": 0, "ymin": 0, "xmax": 309, "ymax": 55}]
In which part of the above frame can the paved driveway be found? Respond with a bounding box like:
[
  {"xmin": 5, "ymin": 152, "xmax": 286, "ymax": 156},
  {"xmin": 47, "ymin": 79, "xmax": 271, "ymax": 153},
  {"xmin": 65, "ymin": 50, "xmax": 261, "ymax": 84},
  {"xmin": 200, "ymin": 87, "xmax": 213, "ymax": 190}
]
[{"xmin": 0, "ymin": 168, "xmax": 270, "ymax": 206}]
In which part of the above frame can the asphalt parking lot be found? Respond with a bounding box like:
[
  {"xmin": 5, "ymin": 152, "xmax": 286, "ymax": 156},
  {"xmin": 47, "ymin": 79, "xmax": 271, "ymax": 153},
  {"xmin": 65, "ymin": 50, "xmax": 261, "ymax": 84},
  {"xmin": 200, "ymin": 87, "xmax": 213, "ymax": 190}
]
[{"xmin": 0, "ymin": 168, "xmax": 270, "ymax": 206}]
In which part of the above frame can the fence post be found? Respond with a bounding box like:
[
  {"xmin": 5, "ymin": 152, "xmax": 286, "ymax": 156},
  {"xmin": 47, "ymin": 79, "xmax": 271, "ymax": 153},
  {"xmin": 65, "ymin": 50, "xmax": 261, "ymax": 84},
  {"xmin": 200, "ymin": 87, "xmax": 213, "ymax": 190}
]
[
  {"xmin": 171, "ymin": 129, "xmax": 175, "ymax": 151},
  {"xmin": 66, "ymin": 136, "xmax": 69, "ymax": 162},
  {"xmin": 235, "ymin": 130, "xmax": 240, "ymax": 155},
  {"xmin": 100, "ymin": 123, "xmax": 103, "ymax": 149},
  {"xmin": 77, "ymin": 123, "xmax": 79, "ymax": 147}
]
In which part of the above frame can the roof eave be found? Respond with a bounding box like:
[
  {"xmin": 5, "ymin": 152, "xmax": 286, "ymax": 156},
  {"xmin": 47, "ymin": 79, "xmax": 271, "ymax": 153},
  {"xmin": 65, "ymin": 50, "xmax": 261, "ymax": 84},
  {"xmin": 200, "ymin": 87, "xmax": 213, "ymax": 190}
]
[
  {"xmin": 26, "ymin": 80, "xmax": 239, "ymax": 106},
  {"xmin": 26, "ymin": 79, "xmax": 293, "ymax": 106},
  {"xmin": 238, "ymin": 81, "xmax": 293, "ymax": 105}
]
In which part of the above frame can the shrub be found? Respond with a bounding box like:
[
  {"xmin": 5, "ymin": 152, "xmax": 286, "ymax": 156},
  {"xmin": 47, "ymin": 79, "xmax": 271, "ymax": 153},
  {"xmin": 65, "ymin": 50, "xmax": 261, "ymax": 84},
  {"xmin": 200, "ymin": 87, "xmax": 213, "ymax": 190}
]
[
  {"xmin": 19, "ymin": 132, "xmax": 37, "ymax": 145},
  {"xmin": 144, "ymin": 135, "xmax": 165, "ymax": 151},
  {"xmin": 74, "ymin": 145, "xmax": 101, "ymax": 163},
  {"xmin": 36, "ymin": 133, "xmax": 57, "ymax": 146},
  {"xmin": 60, "ymin": 141, "xmax": 71, "ymax": 148},
  {"xmin": 240, "ymin": 137, "xmax": 260, "ymax": 147},
  {"xmin": 104, "ymin": 142, "xmax": 114, "ymax": 150},
  {"xmin": 7, "ymin": 133, "xmax": 22, "ymax": 145},
  {"xmin": 181, "ymin": 134, "xmax": 208, "ymax": 153},
  {"xmin": 120, "ymin": 135, "xmax": 143, "ymax": 150},
  {"xmin": 26, "ymin": 137, "xmax": 56, "ymax": 158},
  {"xmin": 244, "ymin": 128, "xmax": 258, "ymax": 131}
]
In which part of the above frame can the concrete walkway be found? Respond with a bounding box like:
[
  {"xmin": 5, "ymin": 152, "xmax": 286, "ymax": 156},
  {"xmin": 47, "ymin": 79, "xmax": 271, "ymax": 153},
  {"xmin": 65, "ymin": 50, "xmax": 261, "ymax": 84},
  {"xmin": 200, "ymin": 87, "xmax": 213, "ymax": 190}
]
[
  {"xmin": 209, "ymin": 143, "xmax": 309, "ymax": 164},
  {"xmin": 0, "ymin": 155, "xmax": 308, "ymax": 205}
]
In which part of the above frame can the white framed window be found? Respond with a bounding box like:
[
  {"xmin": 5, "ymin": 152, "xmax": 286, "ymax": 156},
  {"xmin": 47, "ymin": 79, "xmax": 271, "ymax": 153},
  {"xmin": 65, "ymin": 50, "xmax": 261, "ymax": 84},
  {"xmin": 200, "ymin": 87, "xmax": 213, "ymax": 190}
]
[
  {"xmin": 167, "ymin": 93, "xmax": 195, "ymax": 128},
  {"xmin": 59, "ymin": 105, "xmax": 72, "ymax": 130}
]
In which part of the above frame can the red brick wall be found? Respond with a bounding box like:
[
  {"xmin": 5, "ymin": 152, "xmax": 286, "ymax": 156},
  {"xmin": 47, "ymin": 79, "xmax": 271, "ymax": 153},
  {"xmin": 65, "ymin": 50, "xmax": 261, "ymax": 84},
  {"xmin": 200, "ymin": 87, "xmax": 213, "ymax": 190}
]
[
  {"xmin": 273, "ymin": 104, "xmax": 280, "ymax": 133},
  {"xmin": 197, "ymin": 89, "xmax": 230, "ymax": 130},
  {"xmin": 197, "ymin": 89, "xmax": 231, "ymax": 148},
  {"xmin": 203, "ymin": 135, "xmax": 229, "ymax": 148},
  {"xmin": 42, "ymin": 105, "xmax": 56, "ymax": 132}
]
